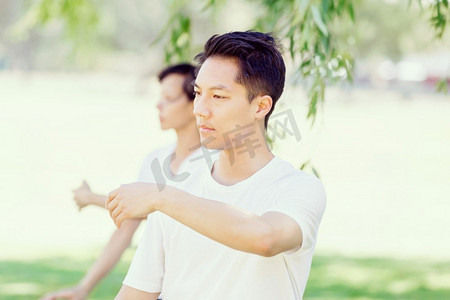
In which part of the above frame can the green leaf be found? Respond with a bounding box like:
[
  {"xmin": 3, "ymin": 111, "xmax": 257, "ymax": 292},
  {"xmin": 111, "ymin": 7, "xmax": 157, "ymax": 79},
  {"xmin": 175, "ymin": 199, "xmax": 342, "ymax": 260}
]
[
  {"xmin": 297, "ymin": 0, "xmax": 310, "ymax": 13},
  {"xmin": 311, "ymin": 5, "xmax": 329, "ymax": 36},
  {"xmin": 348, "ymin": 3, "xmax": 355, "ymax": 22},
  {"xmin": 289, "ymin": 34, "xmax": 295, "ymax": 59},
  {"xmin": 300, "ymin": 58, "xmax": 311, "ymax": 68},
  {"xmin": 311, "ymin": 166, "xmax": 320, "ymax": 178},
  {"xmin": 307, "ymin": 91, "xmax": 318, "ymax": 120},
  {"xmin": 299, "ymin": 160, "xmax": 310, "ymax": 170},
  {"xmin": 436, "ymin": 78, "xmax": 449, "ymax": 94},
  {"xmin": 150, "ymin": 13, "xmax": 178, "ymax": 46}
]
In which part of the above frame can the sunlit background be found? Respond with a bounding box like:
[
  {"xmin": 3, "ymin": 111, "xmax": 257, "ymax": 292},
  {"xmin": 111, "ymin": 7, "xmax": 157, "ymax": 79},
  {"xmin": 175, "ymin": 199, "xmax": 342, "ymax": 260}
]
[{"xmin": 1, "ymin": 0, "xmax": 449, "ymax": 299}]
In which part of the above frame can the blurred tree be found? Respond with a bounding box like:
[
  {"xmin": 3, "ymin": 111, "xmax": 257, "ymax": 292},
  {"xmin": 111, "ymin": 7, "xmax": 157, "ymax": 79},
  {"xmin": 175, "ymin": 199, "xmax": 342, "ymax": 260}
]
[
  {"xmin": 150, "ymin": 0, "xmax": 449, "ymax": 121},
  {"xmin": 253, "ymin": 0, "xmax": 355, "ymax": 123},
  {"xmin": 8, "ymin": 0, "xmax": 450, "ymax": 114},
  {"xmin": 9, "ymin": 0, "xmax": 99, "ymax": 47}
]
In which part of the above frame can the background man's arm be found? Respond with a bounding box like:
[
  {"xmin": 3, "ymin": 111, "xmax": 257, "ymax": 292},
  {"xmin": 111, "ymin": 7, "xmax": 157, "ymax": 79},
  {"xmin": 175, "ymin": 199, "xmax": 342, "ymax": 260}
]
[
  {"xmin": 40, "ymin": 219, "xmax": 141, "ymax": 300},
  {"xmin": 85, "ymin": 193, "xmax": 108, "ymax": 208},
  {"xmin": 72, "ymin": 180, "xmax": 108, "ymax": 209},
  {"xmin": 78, "ymin": 219, "xmax": 142, "ymax": 292}
]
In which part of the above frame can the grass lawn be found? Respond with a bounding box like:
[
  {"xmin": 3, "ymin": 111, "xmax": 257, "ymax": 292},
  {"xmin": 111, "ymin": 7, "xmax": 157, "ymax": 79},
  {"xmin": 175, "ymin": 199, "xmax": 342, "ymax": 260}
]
[
  {"xmin": 1, "ymin": 254, "xmax": 449, "ymax": 299},
  {"xmin": 305, "ymin": 255, "xmax": 450, "ymax": 299}
]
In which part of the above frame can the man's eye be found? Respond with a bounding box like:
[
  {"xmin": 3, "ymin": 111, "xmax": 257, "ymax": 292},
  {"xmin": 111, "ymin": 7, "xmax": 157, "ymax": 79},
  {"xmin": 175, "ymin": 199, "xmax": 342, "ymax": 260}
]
[{"xmin": 213, "ymin": 95, "xmax": 226, "ymax": 99}]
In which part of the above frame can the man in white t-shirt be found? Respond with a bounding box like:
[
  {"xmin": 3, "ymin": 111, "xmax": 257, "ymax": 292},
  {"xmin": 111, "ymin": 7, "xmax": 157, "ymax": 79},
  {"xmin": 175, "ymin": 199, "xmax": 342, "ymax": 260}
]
[{"xmin": 107, "ymin": 31, "xmax": 327, "ymax": 300}]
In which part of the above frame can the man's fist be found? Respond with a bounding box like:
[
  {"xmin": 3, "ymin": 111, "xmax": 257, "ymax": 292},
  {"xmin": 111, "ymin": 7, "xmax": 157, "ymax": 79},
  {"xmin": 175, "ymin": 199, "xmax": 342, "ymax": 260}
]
[
  {"xmin": 72, "ymin": 180, "xmax": 93, "ymax": 211},
  {"xmin": 107, "ymin": 182, "xmax": 165, "ymax": 228}
]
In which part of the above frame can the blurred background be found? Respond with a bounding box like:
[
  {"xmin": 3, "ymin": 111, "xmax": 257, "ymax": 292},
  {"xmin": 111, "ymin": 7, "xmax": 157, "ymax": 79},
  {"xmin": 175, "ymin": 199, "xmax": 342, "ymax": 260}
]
[{"xmin": 1, "ymin": 0, "xmax": 449, "ymax": 299}]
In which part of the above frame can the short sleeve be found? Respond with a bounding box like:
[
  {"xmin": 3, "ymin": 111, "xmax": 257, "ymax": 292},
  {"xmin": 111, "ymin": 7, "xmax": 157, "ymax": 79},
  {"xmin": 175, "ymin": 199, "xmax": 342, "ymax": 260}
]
[
  {"xmin": 267, "ymin": 175, "xmax": 326, "ymax": 254},
  {"xmin": 123, "ymin": 212, "xmax": 165, "ymax": 292}
]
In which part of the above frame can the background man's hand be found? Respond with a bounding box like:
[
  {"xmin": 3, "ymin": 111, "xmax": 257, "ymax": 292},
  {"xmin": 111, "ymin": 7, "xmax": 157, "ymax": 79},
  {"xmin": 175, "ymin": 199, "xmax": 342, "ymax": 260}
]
[
  {"xmin": 107, "ymin": 182, "xmax": 164, "ymax": 228},
  {"xmin": 72, "ymin": 180, "xmax": 94, "ymax": 211},
  {"xmin": 40, "ymin": 285, "xmax": 88, "ymax": 300}
]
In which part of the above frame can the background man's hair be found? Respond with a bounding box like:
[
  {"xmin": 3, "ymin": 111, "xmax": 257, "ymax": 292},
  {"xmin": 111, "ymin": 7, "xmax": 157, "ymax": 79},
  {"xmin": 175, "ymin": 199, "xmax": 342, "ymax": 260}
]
[
  {"xmin": 194, "ymin": 31, "xmax": 286, "ymax": 128},
  {"xmin": 158, "ymin": 63, "xmax": 196, "ymax": 101}
]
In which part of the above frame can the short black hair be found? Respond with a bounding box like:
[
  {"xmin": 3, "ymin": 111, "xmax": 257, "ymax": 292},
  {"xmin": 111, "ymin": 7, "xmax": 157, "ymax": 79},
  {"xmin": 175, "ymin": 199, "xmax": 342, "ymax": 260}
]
[
  {"xmin": 194, "ymin": 31, "xmax": 286, "ymax": 128},
  {"xmin": 158, "ymin": 63, "xmax": 196, "ymax": 101}
]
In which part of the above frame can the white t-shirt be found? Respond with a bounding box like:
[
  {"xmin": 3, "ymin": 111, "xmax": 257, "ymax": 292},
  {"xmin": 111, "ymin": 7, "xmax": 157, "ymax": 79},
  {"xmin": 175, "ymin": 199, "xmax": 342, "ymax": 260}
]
[{"xmin": 124, "ymin": 156, "xmax": 326, "ymax": 300}]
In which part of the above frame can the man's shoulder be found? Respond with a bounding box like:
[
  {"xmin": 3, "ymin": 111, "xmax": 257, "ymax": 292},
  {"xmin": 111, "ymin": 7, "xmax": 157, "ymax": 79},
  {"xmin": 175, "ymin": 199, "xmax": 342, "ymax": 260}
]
[
  {"xmin": 269, "ymin": 157, "xmax": 315, "ymax": 179},
  {"xmin": 270, "ymin": 157, "xmax": 325, "ymax": 194},
  {"xmin": 267, "ymin": 158, "xmax": 327, "ymax": 219}
]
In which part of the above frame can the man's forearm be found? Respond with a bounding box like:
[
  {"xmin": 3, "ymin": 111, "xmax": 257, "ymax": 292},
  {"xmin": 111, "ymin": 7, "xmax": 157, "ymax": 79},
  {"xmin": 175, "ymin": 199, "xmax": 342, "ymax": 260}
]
[
  {"xmin": 90, "ymin": 193, "xmax": 108, "ymax": 208},
  {"xmin": 107, "ymin": 183, "xmax": 301, "ymax": 256},
  {"xmin": 157, "ymin": 188, "xmax": 281, "ymax": 256}
]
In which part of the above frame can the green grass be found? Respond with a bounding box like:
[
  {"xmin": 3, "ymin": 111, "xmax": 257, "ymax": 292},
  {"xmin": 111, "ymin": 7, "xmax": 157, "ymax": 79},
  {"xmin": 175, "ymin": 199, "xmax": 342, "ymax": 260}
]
[
  {"xmin": 0, "ymin": 256, "xmax": 128, "ymax": 300},
  {"xmin": 305, "ymin": 255, "xmax": 450, "ymax": 299},
  {"xmin": 1, "ymin": 254, "xmax": 449, "ymax": 299}
]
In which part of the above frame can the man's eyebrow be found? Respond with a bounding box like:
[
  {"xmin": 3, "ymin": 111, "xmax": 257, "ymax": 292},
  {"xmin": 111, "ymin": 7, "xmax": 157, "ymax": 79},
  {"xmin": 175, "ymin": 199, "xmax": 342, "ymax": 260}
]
[{"xmin": 192, "ymin": 81, "xmax": 231, "ymax": 91}]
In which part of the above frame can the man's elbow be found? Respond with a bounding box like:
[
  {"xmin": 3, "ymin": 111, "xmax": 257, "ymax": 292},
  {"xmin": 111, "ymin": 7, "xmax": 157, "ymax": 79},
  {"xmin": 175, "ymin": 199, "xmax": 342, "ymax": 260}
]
[
  {"xmin": 256, "ymin": 241, "xmax": 278, "ymax": 257},
  {"xmin": 115, "ymin": 285, "xmax": 160, "ymax": 300},
  {"xmin": 253, "ymin": 231, "xmax": 280, "ymax": 257},
  {"xmin": 252, "ymin": 228, "xmax": 302, "ymax": 257}
]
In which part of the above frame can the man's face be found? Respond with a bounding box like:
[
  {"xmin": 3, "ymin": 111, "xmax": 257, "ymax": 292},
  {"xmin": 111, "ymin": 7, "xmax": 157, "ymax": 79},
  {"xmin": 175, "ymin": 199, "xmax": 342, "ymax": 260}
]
[
  {"xmin": 193, "ymin": 56, "xmax": 260, "ymax": 150},
  {"xmin": 157, "ymin": 74, "xmax": 195, "ymax": 131}
]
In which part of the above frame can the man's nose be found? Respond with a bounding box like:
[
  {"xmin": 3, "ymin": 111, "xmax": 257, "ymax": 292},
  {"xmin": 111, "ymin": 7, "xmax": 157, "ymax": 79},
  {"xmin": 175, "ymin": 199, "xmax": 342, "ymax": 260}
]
[
  {"xmin": 193, "ymin": 95, "xmax": 210, "ymax": 118},
  {"xmin": 156, "ymin": 100, "xmax": 163, "ymax": 110}
]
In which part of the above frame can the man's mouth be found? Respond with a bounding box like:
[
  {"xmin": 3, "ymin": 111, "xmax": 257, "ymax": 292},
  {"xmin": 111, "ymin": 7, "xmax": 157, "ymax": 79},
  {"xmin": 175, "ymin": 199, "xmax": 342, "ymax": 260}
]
[{"xmin": 198, "ymin": 125, "xmax": 215, "ymax": 132}]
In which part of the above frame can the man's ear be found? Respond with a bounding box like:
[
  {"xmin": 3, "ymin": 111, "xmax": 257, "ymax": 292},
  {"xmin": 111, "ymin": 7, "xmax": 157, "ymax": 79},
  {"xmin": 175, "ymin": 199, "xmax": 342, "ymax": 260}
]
[{"xmin": 254, "ymin": 95, "xmax": 273, "ymax": 121}]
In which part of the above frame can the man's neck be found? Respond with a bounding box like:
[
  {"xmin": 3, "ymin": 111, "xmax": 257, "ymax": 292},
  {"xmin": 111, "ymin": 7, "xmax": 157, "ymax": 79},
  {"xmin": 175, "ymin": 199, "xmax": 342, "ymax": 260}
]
[
  {"xmin": 172, "ymin": 121, "xmax": 200, "ymax": 173},
  {"xmin": 212, "ymin": 136, "xmax": 274, "ymax": 186}
]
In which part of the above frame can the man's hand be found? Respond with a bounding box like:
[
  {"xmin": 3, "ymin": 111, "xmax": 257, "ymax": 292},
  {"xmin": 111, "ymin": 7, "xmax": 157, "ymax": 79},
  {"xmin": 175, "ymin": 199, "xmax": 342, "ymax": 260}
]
[
  {"xmin": 72, "ymin": 180, "xmax": 94, "ymax": 211},
  {"xmin": 40, "ymin": 285, "xmax": 88, "ymax": 300},
  {"xmin": 107, "ymin": 182, "xmax": 165, "ymax": 228}
]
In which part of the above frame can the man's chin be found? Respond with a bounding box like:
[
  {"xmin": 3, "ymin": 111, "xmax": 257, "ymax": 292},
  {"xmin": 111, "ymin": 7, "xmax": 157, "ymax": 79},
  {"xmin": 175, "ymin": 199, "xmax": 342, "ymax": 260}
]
[{"xmin": 200, "ymin": 138, "xmax": 223, "ymax": 150}]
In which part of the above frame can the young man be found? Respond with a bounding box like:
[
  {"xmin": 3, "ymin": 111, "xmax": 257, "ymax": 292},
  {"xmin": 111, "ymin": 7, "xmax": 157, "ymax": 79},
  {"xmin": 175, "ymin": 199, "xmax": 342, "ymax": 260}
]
[
  {"xmin": 107, "ymin": 31, "xmax": 326, "ymax": 300},
  {"xmin": 41, "ymin": 64, "xmax": 203, "ymax": 300}
]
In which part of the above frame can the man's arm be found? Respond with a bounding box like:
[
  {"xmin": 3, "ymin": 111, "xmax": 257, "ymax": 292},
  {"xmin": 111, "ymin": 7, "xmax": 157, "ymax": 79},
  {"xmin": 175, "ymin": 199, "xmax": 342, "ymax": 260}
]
[
  {"xmin": 72, "ymin": 181, "xmax": 108, "ymax": 209},
  {"xmin": 84, "ymin": 193, "xmax": 108, "ymax": 208},
  {"xmin": 40, "ymin": 219, "xmax": 141, "ymax": 300},
  {"xmin": 77, "ymin": 219, "xmax": 142, "ymax": 291},
  {"xmin": 115, "ymin": 285, "xmax": 160, "ymax": 300},
  {"xmin": 107, "ymin": 183, "xmax": 302, "ymax": 257}
]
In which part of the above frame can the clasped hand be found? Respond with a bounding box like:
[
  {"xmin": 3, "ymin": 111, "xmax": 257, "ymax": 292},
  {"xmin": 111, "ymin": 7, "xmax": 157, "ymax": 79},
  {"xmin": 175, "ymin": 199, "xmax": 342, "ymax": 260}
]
[{"xmin": 106, "ymin": 182, "xmax": 165, "ymax": 228}]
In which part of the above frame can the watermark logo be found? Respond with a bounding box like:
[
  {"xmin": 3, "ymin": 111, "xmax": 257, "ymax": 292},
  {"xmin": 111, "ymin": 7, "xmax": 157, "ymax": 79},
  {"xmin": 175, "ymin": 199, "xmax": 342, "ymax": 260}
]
[
  {"xmin": 223, "ymin": 123, "xmax": 262, "ymax": 165},
  {"xmin": 267, "ymin": 110, "xmax": 302, "ymax": 144},
  {"xmin": 151, "ymin": 153, "xmax": 190, "ymax": 191}
]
